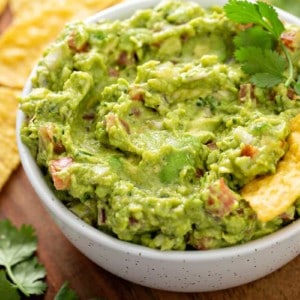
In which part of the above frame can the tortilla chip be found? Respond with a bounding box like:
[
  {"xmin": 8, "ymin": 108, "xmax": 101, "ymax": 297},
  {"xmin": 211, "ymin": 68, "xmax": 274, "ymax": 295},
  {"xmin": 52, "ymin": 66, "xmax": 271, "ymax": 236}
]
[
  {"xmin": 0, "ymin": 0, "xmax": 8, "ymax": 15},
  {"xmin": 0, "ymin": 0, "xmax": 11, "ymax": 35},
  {"xmin": 11, "ymin": 0, "xmax": 122, "ymax": 23},
  {"xmin": 0, "ymin": 0, "xmax": 122, "ymax": 88},
  {"xmin": 0, "ymin": 8, "xmax": 76, "ymax": 88},
  {"xmin": 70, "ymin": 0, "xmax": 123, "ymax": 18},
  {"xmin": 10, "ymin": 0, "xmax": 59, "ymax": 19},
  {"xmin": 242, "ymin": 114, "xmax": 300, "ymax": 222},
  {"xmin": 0, "ymin": 87, "xmax": 21, "ymax": 190}
]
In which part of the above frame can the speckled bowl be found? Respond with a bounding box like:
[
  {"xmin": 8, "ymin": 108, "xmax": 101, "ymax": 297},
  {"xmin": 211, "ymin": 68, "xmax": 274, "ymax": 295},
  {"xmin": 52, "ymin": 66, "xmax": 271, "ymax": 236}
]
[{"xmin": 17, "ymin": 0, "xmax": 300, "ymax": 292}]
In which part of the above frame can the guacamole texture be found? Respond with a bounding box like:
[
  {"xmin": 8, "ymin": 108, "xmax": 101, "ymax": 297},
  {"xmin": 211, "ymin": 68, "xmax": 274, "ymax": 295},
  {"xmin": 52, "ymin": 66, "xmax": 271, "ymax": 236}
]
[{"xmin": 20, "ymin": 0, "xmax": 300, "ymax": 250}]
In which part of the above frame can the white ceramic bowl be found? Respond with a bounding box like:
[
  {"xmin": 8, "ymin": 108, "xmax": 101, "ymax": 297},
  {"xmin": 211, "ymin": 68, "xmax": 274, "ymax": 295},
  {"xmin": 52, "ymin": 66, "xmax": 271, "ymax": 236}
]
[{"xmin": 17, "ymin": 0, "xmax": 300, "ymax": 292}]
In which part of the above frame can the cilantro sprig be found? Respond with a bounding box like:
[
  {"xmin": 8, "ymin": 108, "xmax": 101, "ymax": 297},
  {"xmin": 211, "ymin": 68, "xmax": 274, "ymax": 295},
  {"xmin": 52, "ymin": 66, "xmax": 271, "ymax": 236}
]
[
  {"xmin": 224, "ymin": 0, "xmax": 298, "ymax": 90},
  {"xmin": 0, "ymin": 219, "xmax": 81, "ymax": 299},
  {"xmin": 0, "ymin": 219, "xmax": 47, "ymax": 299}
]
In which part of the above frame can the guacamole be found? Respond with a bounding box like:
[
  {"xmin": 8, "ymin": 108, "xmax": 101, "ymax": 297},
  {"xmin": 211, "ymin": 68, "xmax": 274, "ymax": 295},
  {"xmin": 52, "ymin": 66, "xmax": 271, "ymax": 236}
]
[{"xmin": 20, "ymin": 0, "xmax": 300, "ymax": 250}]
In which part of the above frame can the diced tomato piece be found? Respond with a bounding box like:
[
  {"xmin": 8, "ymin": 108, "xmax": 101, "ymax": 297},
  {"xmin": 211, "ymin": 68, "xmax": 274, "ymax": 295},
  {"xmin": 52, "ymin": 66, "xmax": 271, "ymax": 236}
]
[
  {"xmin": 129, "ymin": 86, "xmax": 144, "ymax": 102},
  {"xmin": 131, "ymin": 92, "xmax": 144, "ymax": 101},
  {"xmin": 281, "ymin": 31, "xmax": 297, "ymax": 50},
  {"xmin": 241, "ymin": 144, "xmax": 258, "ymax": 158},
  {"xmin": 206, "ymin": 178, "xmax": 238, "ymax": 217},
  {"xmin": 49, "ymin": 157, "xmax": 73, "ymax": 190},
  {"xmin": 67, "ymin": 32, "xmax": 89, "ymax": 52},
  {"xmin": 51, "ymin": 157, "xmax": 73, "ymax": 170}
]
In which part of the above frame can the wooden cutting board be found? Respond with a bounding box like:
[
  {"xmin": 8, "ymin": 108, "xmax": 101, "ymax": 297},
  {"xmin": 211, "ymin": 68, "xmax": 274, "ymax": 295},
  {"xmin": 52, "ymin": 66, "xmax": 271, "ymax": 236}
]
[{"xmin": 0, "ymin": 4, "xmax": 299, "ymax": 299}]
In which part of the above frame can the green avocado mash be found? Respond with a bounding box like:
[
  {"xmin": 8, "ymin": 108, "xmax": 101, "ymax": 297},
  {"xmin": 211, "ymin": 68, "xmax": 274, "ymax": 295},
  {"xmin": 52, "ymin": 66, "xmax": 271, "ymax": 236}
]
[{"xmin": 20, "ymin": 0, "xmax": 300, "ymax": 250}]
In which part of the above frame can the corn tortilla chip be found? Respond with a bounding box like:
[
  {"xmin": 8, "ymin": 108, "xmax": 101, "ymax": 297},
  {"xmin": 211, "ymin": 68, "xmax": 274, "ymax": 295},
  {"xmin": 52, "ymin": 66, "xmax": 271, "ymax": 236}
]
[
  {"xmin": 0, "ymin": 0, "xmax": 122, "ymax": 88},
  {"xmin": 11, "ymin": 0, "xmax": 122, "ymax": 23},
  {"xmin": 70, "ymin": 0, "xmax": 124, "ymax": 21},
  {"xmin": 0, "ymin": 87, "xmax": 21, "ymax": 190},
  {"xmin": 242, "ymin": 114, "xmax": 300, "ymax": 222},
  {"xmin": 0, "ymin": 0, "xmax": 8, "ymax": 15},
  {"xmin": 0, "ymin": 8, "xmax": 75, "ymax": 88},
  {"xmin": 10, "ymin": 0, "xmax": 65, "ymax": 19},
  {"xmin": 0, "ymin": 0, "xmax": 11, "ymax": 35}
]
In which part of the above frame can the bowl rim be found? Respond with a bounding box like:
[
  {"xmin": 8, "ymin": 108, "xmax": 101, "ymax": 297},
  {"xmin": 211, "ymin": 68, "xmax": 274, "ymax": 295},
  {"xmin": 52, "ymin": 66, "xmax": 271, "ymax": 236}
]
[{"xmin": 17, "ymin": 0, "xmax": 300, "ymax": 260}]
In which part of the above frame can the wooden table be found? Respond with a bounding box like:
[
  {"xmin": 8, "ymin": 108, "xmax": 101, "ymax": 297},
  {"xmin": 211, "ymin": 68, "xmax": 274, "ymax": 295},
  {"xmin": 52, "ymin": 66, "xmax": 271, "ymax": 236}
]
[{"xmin": 1, "ymin": 3, "xmax": 299, "ymax": 300}]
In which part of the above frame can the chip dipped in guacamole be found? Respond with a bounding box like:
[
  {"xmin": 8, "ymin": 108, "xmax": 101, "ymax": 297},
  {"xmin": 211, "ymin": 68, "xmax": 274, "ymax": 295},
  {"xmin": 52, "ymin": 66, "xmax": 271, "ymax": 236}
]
[{"xmin": 20, "ymin": 0, "xmax": 300, "ymax": 250}]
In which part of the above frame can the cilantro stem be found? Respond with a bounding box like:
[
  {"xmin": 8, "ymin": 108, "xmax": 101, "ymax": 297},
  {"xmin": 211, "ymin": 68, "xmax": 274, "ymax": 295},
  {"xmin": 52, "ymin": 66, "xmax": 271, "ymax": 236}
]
[
  {"xmin": 281, "ymin": 42, "xmax": 294, "ymax": 88},
  {"xmin": 6, "ymin": 264, "xmax": 29, "ymax": 297}
]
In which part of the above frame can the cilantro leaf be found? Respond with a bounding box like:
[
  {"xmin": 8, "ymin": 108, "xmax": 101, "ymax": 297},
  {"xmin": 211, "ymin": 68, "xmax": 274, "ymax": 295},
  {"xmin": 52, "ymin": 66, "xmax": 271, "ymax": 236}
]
[
  {"xmin": 0, "ymin": 270, "xmax": 20, "ymax": 300},
  {"xmin": 257, "ymin": 1, "xmax": 285, "ymax": 39},
  {"xmin": 225, "ymin": 0, "xmax": 295, "ymax": 89},
  {"xmin": 235, "ymin": 47, "xmax": 286, "ymax": 78},
  {"xmin": 224, "ymin": 0, "xmax": 262, "ymax": 25},
  {"xmin": 234, "ymin": 26, "xmax": 275, "ymax": 49},
  {"xmin": 251, "ymin": 73, "xmax": 283, "ymax": 88},
  {"xmin": 54, "ymin": 282, "xmax": 79, "ymax": 300},
  {"xmin": 0, "ymin": 220, "xmax": 37, "ymax": 267},
  {"xmin": 0, "ymin": 220, "xmax": 47, "ymax": 297},
  {"xmin": 12, "ymin": 257, "xmax": 47, "ymax": 296},
  {"xmin": 224, "ymin": 0, "xmax": 284, "ymax": 38}
]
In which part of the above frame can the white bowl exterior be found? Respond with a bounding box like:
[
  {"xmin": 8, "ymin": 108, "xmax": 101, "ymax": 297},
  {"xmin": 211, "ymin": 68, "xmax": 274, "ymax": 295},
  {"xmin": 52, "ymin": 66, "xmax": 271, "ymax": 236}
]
[{"xmin": 17, "ymin": 0, "xmax": 300, "ymax": 292}]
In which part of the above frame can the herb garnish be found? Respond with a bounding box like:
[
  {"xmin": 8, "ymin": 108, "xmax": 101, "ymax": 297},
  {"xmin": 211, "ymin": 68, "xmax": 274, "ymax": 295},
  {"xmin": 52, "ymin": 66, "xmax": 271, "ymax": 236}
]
[
  {"xmin": 0, "ymin": 219, "xmax": 47, "ymax": 299},
  {"xmin": 224, "ymin": 0, "xmax": 299, "ymax": 91}
]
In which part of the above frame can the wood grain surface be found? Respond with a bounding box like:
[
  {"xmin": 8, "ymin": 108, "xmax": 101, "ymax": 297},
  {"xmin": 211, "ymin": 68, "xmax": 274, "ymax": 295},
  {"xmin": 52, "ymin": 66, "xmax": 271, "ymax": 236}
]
[{"xmin": 0, "ymin": 3, "xmax": 299, "ymax": 300}]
